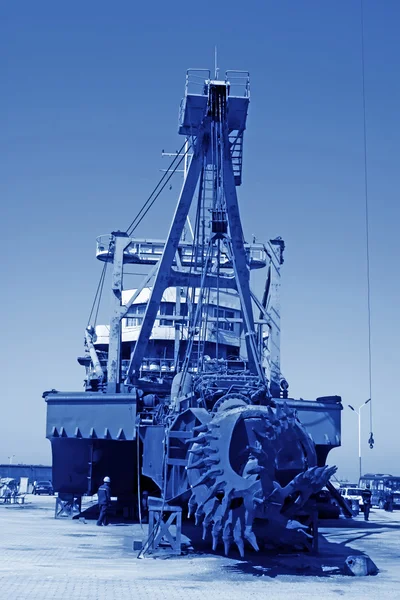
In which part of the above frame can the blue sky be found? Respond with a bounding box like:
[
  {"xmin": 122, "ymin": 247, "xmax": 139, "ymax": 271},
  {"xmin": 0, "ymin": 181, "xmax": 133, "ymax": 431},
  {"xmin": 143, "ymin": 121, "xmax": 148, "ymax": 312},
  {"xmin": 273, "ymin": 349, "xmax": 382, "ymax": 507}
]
[{"xmin": 2, "ymin": 1, "xmax": 400, "ymax": 481}]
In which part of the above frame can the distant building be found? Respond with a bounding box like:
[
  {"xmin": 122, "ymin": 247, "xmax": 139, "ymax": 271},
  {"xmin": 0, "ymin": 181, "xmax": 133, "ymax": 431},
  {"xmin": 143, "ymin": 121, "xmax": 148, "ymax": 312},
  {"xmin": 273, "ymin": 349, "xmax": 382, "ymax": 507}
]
[{"xmin": 0, "ymin": 464, "xmax": 52, "ymax": 484}]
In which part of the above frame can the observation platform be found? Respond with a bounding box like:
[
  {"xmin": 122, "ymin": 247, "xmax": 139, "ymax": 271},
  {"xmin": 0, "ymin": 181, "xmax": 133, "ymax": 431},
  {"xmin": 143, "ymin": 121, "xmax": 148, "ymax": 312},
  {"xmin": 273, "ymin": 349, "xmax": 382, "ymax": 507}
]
[
  {"xmin": 178, "ymin": 69, "xmax": 250, "ymax": 185},
  {"xmin": 178, "ymin": 69, "xmax": 250, "ymax": 136}
]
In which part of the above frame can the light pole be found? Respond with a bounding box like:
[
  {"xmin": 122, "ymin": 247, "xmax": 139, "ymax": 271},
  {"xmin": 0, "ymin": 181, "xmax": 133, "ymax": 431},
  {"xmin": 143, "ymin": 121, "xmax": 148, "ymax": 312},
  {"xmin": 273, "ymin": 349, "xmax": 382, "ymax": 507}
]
[
  {"xmin": 348, "ymin": 399, "xmax": 371, "ymax": 480},
  {"xmin": 7, "ymin": 455, "xmax": 15, "ymax": 465}
]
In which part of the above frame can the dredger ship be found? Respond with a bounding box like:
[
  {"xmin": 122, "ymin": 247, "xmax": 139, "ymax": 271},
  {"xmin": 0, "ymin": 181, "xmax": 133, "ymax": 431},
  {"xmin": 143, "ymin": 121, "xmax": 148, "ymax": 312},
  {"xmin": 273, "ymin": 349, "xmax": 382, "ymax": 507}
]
[{"xmin": 44, "ymin": 67, "xmax": 343, "ymax": 554}]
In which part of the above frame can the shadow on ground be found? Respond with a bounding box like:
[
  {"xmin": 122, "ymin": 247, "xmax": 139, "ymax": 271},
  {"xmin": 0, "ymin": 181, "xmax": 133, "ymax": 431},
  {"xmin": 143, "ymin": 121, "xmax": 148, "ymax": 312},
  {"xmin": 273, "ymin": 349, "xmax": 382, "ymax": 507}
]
[{"xmin": 175, "ymin": 519, "xmax": 387, "ymax": 579}]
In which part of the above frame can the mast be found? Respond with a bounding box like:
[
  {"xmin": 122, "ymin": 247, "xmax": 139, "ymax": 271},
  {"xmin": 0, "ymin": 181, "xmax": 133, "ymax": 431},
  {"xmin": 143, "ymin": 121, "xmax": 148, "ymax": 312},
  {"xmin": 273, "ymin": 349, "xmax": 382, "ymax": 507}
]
[{"xmin": 125, "ymin": 70, "xmax": 265, "ymax": 384}]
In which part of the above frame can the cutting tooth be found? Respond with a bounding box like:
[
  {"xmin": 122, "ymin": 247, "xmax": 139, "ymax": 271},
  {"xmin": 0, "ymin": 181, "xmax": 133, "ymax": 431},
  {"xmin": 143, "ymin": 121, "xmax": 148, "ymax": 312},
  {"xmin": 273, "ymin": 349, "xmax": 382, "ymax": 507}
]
[
  {"xmin": 296, "ymin": 528, "xmax": 313, "ymax": 540},
  {"xmin": 212, "ymin": 519, "xmax": 222, "ymax": 551},
  {"xmin": 195, "ymin": 505, "xmax": 205, "ymax": 525},
  {"xmin": 187, "ymin": 457, "xmax": 220, "ymax": 470},
  {"xmin": 220, "ymin": 489, "xmax": 234, "ymax": 519},
  {"xmin": 246, "ymin": 444, "xmax": 268, "ymax": 460},
  {"xmin": 186, "ymin": 434, "xmax": 208, "ymax": 444},
  {"xmin": 200, "ymin": 481, "xmax": 226, "ymax": 506},
  {"xmin": 203, "ymin": 433, "xmax": 219, "ymax": 442},
  {"xmin": 223, "ymin": 538, "xmax": 232, "ymax": 555},
  {"xmin": 325, "ymin": 465, "xmax": 338, "ymax": 479},
  {"xmin": 202, "ymin": 521, "xmax": 209, "ymax": 540},
  {"xmin": 188, "ymin": 446, "xmax": 206, "ymax": 456},
  {"xmin": 244, "ymin": 526, "xmax": 259, "ymax": 552},
  {"xmin": 278, "ymin": 411, "xmax": 289, "ymax": 428},
  {"xmin": 233, "ymin": 525, "xmax": 245, "ymax": 558},
  {"xmin": 253, "ymin": 496, "xmax": 265, "ymax": 506},
  {"xmin": 272, "ymin": 424, "xmax": 281, "ymax": 436},
  {"xmin": 187, "ymin": 459, "xmax": 207, "ymax": 470},
  {"xmin": 202, "ymin": 499, "xmax": 220, "ymax": 540},
  {"xmin": 191, "ymin": 468, "xmax": 224, "ymax": 489},
  {"xmin": 193, "ymin": 423, "xmax": 209, "ymax": 433},
  {"xmin": 247, "ymin": 465, "xmax": 265, "ymax": 475},
  {"xmin": 202, "ymin": 446, "xmax": 218, "ymax": 455},
  {"xmin": 266, "ymin": 406, "xmax": 275, "ymax": 419},
  {"xmin": 188, "ymin": 494, "xmax": 197, "ymax": 518},
  {"xmin": 253, "ymin": 429, "xmax": 269, "ymax": 442},
  {"xmin": 222, "ymin": 522, "xmax": 233, "ymax": 556}
]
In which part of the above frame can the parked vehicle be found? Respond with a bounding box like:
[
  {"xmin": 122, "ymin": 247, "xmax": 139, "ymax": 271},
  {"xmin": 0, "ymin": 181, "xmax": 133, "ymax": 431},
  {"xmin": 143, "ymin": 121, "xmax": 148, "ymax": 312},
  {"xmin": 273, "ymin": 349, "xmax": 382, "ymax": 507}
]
[
  {"xmin": 315, "ymin": 489, "xmax": 340, "ymax": 519},
  {"xmin": 340, "ymin": 487, "xmax": 364, "ymax": 512},
  {"xmin": 33, "ymin": 481, "xmax": 54, "ymax": 495},
  {"xmin": 359, "ymin": 474, "xmax": 400, "ymax": 508}
]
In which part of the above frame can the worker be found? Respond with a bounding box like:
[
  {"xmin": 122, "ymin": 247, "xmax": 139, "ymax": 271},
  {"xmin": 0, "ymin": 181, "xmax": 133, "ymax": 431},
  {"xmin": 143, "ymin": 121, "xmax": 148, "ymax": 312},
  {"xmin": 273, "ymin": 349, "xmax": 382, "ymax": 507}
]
[
  {"xmin": 385, "ymin": 490, "xmax": 394, "ymax": 512},
  {"xmin": 96, "ymin": 476, "xmax": 111, "ymax": 526},
  {"xmin": 361, "ymin": 484, "xmax": 372, "ymax": 521},
  {"xmin": 32, "ymin": 481, "xmax": 37, "ymax": 495}
]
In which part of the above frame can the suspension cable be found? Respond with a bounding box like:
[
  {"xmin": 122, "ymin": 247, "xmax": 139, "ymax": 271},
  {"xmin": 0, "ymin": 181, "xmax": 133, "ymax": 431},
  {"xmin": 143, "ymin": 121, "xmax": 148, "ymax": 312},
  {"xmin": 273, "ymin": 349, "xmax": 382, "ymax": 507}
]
[
  {"xmin": 87, "ymin": 262, "xmax": 107, "ymax": 327},
  {"xmin": 126, "ymin": 140, "xmax": 189, "ymax": 236},
  {"xmin": 93, "ymin": 264, "xmax": 107, "ymax": 326},
  {"xmin": 360, "ymin": 0, "xmax": 374, "ymax": 448},
  {"xmin": 86, "ymin": 142, "xmax": 192, "ymax": 331}
]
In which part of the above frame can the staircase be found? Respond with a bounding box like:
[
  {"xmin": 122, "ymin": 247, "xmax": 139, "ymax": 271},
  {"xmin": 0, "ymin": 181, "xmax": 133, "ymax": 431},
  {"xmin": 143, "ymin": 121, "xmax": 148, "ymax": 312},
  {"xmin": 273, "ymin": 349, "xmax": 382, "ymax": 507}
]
[{"xmin": 229, "ymin": 132, "xmax": 244, "ymax": 186}]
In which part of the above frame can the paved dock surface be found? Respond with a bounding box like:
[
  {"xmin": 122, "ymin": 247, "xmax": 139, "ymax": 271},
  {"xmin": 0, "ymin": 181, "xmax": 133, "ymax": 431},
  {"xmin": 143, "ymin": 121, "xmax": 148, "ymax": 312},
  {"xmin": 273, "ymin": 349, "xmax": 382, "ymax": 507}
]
[{"xmin": 1, "ymin": 495, "xmax": 400, "ymax": 599}]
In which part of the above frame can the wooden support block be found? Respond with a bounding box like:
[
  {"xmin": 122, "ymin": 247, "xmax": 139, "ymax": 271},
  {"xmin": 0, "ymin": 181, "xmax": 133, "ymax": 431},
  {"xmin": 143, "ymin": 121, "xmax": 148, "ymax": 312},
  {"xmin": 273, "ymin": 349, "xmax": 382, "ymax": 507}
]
[{"xmin": 147, "ymin": 496, "xmax": 182, "ymax": 555}]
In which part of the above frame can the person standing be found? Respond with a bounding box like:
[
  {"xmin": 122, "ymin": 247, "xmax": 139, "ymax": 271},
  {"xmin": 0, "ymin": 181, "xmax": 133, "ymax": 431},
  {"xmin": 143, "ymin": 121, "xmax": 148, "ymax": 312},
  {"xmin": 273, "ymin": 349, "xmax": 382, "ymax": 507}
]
[
  {"xmin": 385, "ymin": 490, "xmax": 394, "ymax": 512},
  {"xmin": 362, "ymin": 484, "xmax": 372, "ymax": 521},
  {"xmin": 96, "ymin": 477, "xmax": 111, "ymax": 526}
]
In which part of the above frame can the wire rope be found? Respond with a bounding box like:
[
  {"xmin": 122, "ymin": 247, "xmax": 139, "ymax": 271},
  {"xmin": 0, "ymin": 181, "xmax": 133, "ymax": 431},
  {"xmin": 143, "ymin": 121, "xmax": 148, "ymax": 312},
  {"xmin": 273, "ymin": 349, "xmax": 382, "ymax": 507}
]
[
  {"xmin": 126, "ymin": 140, "xmax": 190, "ymax": 236},
  {"xmin": 93, "ymin": 264, "xmax": 107, "ymax": 327},
  {"xmin": 87, "ymin": 263, "xmax": 107, "ymax": 327},
  {"xmin": 360, "ymin": 0, "xmax": 374, "ymax": 448},
  {"xmin": 86, "ymin": 141, "xmax": 192, "ymax": 343}
]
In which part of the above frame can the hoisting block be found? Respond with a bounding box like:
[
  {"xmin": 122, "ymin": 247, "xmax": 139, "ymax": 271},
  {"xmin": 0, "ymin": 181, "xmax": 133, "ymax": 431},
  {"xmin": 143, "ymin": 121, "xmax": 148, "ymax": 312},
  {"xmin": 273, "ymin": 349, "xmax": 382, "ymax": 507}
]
[
  {"xmin": 344, "ymin": 555, "xmax": 378, "ymax": 576},
  {"xmin": 147, "ymin": 496, "xmax": 182, "ymax": 555}
]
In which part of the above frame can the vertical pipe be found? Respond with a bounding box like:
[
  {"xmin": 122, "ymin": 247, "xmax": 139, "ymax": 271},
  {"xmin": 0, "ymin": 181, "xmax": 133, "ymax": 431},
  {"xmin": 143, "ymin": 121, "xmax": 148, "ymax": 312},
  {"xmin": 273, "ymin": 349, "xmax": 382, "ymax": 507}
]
[
  {"xmin": 359, "ymin": 410, "xmax": 362, "ymax": 480},
  {"xmin": 107, "ymin": 233, "xmax": 130, "ymax": 393}
]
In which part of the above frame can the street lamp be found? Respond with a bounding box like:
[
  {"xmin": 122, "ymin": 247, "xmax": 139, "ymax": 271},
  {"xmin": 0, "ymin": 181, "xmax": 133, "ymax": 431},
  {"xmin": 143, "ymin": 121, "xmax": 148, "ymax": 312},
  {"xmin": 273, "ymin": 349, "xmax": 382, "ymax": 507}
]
[{"xmin": 348, "ymin": 399, "xmax": 371, "ymax": 480}]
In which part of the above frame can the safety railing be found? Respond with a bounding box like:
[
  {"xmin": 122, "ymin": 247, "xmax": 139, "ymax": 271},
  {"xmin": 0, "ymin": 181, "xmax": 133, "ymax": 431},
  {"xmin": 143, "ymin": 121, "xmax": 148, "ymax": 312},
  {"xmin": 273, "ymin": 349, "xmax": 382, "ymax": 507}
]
[
  {"xmin": 97, "ymin": 235, "xmax": 267, "ymax": 269},
  {"xmin": 225, "ymin": 70, "xmax": 250, "ymax": 98},
  {"xmin": 185, "ymin": 69, "xmax": 211, "ymax": 96}
]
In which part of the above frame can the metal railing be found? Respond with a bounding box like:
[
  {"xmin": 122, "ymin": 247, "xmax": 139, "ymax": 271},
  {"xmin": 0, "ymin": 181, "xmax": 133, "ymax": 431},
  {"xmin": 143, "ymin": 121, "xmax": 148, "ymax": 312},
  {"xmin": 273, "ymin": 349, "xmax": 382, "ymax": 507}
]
[
  {"xmin": 96, "ymin": 235, "xmax": 267, "ymax": 268},
  {"xmin": 185, "ymin": 69, "xmax": 211, "ymax": 96},
  {"xmin": 225, "ymin": 70, "xmax": 250, "ymax": 98}
]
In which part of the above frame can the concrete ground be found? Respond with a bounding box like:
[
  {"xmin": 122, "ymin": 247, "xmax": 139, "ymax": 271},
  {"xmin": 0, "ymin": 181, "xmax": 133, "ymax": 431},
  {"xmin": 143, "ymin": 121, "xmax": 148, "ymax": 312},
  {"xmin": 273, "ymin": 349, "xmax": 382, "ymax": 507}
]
[{"xmin": 1, "ymin": 495, "xmax": 400, "ymax": 599}]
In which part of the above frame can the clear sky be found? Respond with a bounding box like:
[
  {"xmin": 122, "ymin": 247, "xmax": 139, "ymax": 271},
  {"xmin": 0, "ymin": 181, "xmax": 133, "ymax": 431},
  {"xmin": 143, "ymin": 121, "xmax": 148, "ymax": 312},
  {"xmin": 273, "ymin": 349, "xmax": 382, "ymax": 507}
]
[{"xmin": 2, "ymin": 1, "xmax": 399, "ymax": 481}]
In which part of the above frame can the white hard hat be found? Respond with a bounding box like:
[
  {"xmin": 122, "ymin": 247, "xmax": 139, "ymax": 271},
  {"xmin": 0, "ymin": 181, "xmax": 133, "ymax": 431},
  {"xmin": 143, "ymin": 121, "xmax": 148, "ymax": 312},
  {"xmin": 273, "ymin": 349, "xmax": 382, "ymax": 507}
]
[{"xmin": 103, "ymin": 476, "xmax": 111, "ymax": 483}]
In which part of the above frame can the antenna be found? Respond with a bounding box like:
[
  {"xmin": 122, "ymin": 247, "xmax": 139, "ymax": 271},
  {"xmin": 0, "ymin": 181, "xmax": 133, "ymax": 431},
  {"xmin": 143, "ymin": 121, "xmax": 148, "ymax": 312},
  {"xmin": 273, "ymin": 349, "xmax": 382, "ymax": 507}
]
[{"xmin": 214, "ymin": 46, "xmax": 219, "ymax": 79}]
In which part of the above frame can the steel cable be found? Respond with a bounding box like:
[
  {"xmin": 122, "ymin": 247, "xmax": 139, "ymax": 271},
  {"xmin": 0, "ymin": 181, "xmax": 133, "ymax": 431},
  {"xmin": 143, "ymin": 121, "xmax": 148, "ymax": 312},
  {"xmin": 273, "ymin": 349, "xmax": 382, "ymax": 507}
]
[
  {"xmin": 126, "ymin": 140, "xmax": 189, "ymax": 236},
  {"xmin": 87, "ymin": 262, "xmax": 107, "ymax": 327},
  {"xmin": 360, "ymin": 0, "xmax": 374, "ymax": 448}
]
